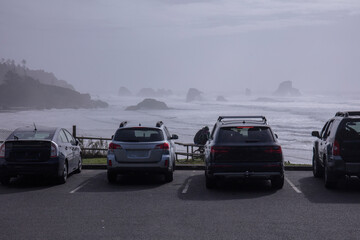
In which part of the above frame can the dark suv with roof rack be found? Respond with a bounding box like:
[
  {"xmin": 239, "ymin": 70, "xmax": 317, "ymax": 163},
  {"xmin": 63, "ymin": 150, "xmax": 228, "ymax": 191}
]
[
  {"xmin": 107, "ymin": 121, "xmax": 178, "ymax": 183},
  {"xmin": 312, "ymin": 111, "xmax": 360, "ymax": 188},
  {"xmin": 204, "ymin": 116, "xmax": 284, "ymax": 189}
]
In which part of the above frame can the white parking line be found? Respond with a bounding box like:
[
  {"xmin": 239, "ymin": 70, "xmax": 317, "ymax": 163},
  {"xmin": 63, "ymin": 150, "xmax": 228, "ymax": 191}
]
[
  {"xmin": 182, "ymin": 179, "xmax": 192, "ymax": 194},
  {"xmin": 285, "ymin": 177, "xmax": 302, "ymax": 194},
  {"xmin": 70, "ymin": 181, "xmax": 89, "ymax": 194}
]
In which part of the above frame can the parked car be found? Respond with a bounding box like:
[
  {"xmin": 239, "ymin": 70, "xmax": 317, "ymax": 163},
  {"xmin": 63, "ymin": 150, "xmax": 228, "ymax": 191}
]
[
  {"xmin": 312, "ymin": 111, "xmax": 360, "ymax": 188},
  {"xmin": 107, "ymin": 121, "xmax": 178, "ymax": 183},
  {"xmin": 204, "ymin": 116, "xmax": 284, "ymax": 189},
  {"xmin": 0, "ymin": 126, "xmax": 82, "ymax": 185}
]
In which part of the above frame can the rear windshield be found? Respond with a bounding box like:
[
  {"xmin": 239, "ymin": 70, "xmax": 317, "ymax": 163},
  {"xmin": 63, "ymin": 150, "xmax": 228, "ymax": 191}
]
[
  {"xmin": 114, "ymin": 128, "xmax": 164, "ymax": 142},
  {"xmin": 338, "ymin": 120, "xmax": 360, "ymax": 140},
  {"xmin": 7, "ymin": 130, "xmax": 55, "ymax": 140},
  {"xmin": 217, "ymin": 126, "xmax": 274, "ymax": 143}
]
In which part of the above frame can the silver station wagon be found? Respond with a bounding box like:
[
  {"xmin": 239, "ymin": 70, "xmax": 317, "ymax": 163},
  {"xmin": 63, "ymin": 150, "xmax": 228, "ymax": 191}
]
[{"xmin": 107, "ymin": 121, "xmax": 178, "ymax": 183}]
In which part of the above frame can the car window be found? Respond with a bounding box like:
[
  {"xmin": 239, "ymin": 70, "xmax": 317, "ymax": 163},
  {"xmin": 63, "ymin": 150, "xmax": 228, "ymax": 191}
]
[
  {"xmin": 59, "ymin": 130, "xmax": 69, "ymax": 143},
  {"xmin": 64, "ymin": 129, "xmax": 75, "ymax": 143},
  {"xmin": 338, "ymin": 120, "xmax": 360, "ymax": 140},
  {"xmin": 210, "ymin": 123, "xmax": 217, "ymax": 139},
  {"xmin": 323, "ymin": 120, "xmax": 334, "ymax": 139},
  {"xmin": 8, "ymin": 130, "xmax": 55, "ymax": 140},
  {"xmin": 163, "ymin": 127, "xmax": 171, "ymax": 139},
  {"xmin": 114, "ymin": 128, "xmax": 164, "ymax": 142},
  {"xmin": 320, "ymin": 121, "xmax": 329, "ymax": 139},
  {"xmin": 217, "ymin": 126, "xmax": 274, "ymax": 143}
]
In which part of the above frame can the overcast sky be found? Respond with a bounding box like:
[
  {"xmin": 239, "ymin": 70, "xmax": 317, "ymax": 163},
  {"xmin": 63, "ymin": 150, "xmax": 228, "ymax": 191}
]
[{"xmin": 1, "ymin": 0, "xmax": 360, "ymax": 95}]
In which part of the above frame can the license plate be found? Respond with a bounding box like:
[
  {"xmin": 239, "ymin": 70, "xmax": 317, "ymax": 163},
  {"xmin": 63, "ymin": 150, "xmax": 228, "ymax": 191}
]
[{"xmin": 127, "ymin": 150, "xmax": 149, "ymax": 158}]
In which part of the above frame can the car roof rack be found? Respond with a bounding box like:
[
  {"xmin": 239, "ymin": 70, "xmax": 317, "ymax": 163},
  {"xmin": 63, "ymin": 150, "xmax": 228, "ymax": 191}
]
[
  {"xmin": 335, "ymin": 111, "xmax": 360, "ymax": 117},
  {"xmin": 119, "ymin": 121, "xmax": 128, "ymax": 128},
  {"xmin": 217, "ymin": 116, "xmax": 267, "ymax": 125},
  {"xmin": 156, "ymin": 121, "xmax": 163, "ymax": 127}
]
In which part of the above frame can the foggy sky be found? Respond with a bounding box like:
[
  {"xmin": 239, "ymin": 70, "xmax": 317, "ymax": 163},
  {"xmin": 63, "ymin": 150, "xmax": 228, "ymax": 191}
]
[{"xmin": 1, "ymin": 0, "xmax": 360, "ymax": 95}]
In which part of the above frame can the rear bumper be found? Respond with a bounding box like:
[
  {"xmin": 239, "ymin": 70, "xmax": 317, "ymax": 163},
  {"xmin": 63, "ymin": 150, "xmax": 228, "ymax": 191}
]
[
  {"xmin": 212, "ymin": 171, "xmax": 282, "ymax": 179},
  {"xmin": 328, "ymin": 157, "xmax": 360, "ymax": 176},
  {"xmin": 0, "ymin": 158, "xmax": 61, "ymax": 177},
  {"xmin": 108, "ymin": 166, "xmax": 170, "ymax": 175},
  {"xmin": 107, "ymin": 154, "xmax": 172, "ymax": 174},
  {"xmin": 206, "ymin": 162, "xmax": 284, "ymax": 179}
]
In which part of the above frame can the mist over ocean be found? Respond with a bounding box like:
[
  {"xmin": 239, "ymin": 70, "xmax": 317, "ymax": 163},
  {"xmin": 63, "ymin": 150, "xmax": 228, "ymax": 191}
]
[{"xmin": 1, "ymin": 93, "xmax": 360, "ymax": 164}]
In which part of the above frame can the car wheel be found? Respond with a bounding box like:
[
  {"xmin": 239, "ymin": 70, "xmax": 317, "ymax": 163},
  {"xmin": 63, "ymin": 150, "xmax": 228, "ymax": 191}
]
[
  {"xmin": 205, "ymin": 174, "xmax": 216, "ymax": 189},
  {"xmin": 312, "ymin": 154, "xmax": 323, "ymax": 178},
  {"xmin": 58, "ymin": 161, "xmax": 68, "ymax": 184},
  {"xmin": 164, "ymin": 171, "xmax": 173, "ymax": 183},
  {"xmin": 75, "ymin": 158, "xmax": 82, "ymax": 174},
  {"xmin": 324, "ymin": 166, "xmax": 337, "ymax": 189},
  {"xmin": 271, "ymin": 175, "xmax": 284, "ymax": 189},
  {"xmin": 0, "ymin": 176, "xmax": 11, "ymax": 185},
  {"xmin": 107, "ymin": 171, "xmax": 117, "ymax": 183}
]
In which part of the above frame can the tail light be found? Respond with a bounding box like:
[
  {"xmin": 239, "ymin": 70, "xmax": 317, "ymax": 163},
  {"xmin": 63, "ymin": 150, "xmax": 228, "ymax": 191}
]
[
  {"xmin": 0, "ymin": 143, "xmax": 5, "ymax": 158},
  {"xmin": 164, "ymin": 159, "xmax": 169, "ymax": 167},
  {"xmin": 333, "ymin": 140, "xmax": 340, "ymax": 156},
  {"xmin": 109, "ymin": 143, "xmax": 122, "ymax": 153},
  {"xmin": 108, "ymin": 160, "xmax": 112, "ymax": 167},
  {"xmin": 264, "ymin": 146, "xmax": 282, "ymax": 154},
  {"xmin": 211, "ymin": 146, "xmax": 230, "ymax": 154},
  {"xmin": 155, "ymin": 142, "xmax": 169, "ymax": 150},
  {"xmin": 50, "ymin": 142, "xmax": 58, "ymax": 158}
]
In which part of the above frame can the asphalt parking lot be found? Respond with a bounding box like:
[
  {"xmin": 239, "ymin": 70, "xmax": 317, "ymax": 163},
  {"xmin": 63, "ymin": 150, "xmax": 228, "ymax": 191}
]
[{"xmin": 1, "ymin": 170, "xmax": 360, "ymax": 240}]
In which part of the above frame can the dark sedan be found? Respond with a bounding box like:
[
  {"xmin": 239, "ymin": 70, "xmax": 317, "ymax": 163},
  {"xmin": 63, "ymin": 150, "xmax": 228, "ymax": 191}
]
[{"xmin": 0, "ymin": 126, "xmax": 82, "ymax": 184}]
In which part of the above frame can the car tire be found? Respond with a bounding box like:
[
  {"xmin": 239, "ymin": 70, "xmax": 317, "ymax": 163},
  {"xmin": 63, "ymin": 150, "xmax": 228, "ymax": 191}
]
[
  {"xmin": 0, "ymin": 176, "xmax": 11, "ymax": 185},
  {"xmin": 271, "ymin": 175, "xmax": 284, "ymax": 189},
  {"xmin": 107, "ymin": 171, "xmax": 117, "ymax": 183},
  {"xmin": 205, "ymin": 174, "xmax": 216, "ymax": 189},
  {"xmin": 324, "ymin": 166, "xmax": 337, "ymax": 189},
  {"xmin": 164, "ymin": 171, "xmax": 173, "ymax": 183},
  {"xmin": 74, "ymin": 158, "xmax": 82, "ymax": 174},
  {"xmin": 58, "ymin": 161, "xmax": 68, "ymax": 184},
  {"xmin": 312, "ymin": 154, "xmax": 324, "ymax": 178}
]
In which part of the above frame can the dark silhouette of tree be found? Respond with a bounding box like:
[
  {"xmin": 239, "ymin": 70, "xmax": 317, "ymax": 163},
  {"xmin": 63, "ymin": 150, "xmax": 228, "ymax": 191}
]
[{"xmin": 21, "ymin": 59, "xmax": 27, "ymax": 76}]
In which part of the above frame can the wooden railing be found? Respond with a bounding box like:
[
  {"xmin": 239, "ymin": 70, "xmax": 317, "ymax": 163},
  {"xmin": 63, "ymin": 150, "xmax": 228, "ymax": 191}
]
[
  {"xmin": 175, "ymin": 142, "xmax": 205, "ymax": 162},
  {"xmin": 72, "ymin": 125, "xmax": 111, "ymax": 153}
]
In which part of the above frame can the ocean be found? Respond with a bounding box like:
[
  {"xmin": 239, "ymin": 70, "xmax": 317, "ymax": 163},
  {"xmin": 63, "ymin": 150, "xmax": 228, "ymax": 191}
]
[{"xmin": 1, "ymin": 93, "xmax": 360, "ymax": 164}]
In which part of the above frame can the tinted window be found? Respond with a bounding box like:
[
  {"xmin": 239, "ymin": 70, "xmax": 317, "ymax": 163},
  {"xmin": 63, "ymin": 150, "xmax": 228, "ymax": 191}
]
[
  {"xmin": 338, "ymin": 120, "xmax": 360, "ymax": 140},
  {"xmin": 320, "ymin": 121, "xmax": 330, "ymax": 139},
  {"xmin": 217, "ymin": 126, "xmax": 274, "ymax": 143},
  {"xmin": 323, "ymin": 120, "xmax": 334, "ymax": 139},
  {"xmin": 8, "ymin": 130, "xmax": 55, "ymax": 140},
  {"xmin": 114, "ymin": 128, "xmax": 164, "ymax": 142}
]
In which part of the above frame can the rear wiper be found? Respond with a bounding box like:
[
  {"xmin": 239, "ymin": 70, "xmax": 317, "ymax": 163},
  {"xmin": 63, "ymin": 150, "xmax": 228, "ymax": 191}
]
[
  {"xmin": 13, "ymin": 135, "xmax": 19, "ymax": 140},
  {"xmin": 245, "ymin": 140, "xmax": 259, "ymax": 143},
  {"xmin": 122, "ymin": 139, "xmax": 139, "ymax": 142}
]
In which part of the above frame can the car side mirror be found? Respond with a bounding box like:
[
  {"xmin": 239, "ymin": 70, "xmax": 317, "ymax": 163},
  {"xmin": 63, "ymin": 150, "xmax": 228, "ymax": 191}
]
[
  {"xmin": 71, "ymin": 139, "xmax": 78, "ymax": 146},
  {"xmin": 312, "ymin": 131, "xmax": 320, "ymax": 138},
  {"xmin": 111, "ymin": 135, "xmax": 114, "ymax": 140},
  {"xmin": 171, "ymin": 134, "xmax": 179, "ymax": 140},
  {"xmin": 275, "ymin": 134, "xmax": 278, "ymax": 139}
]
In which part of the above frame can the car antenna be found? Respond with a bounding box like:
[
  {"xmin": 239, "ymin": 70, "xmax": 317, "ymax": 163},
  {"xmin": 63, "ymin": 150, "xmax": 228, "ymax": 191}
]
[{"xmin": 33, "ymin": 122, "xmax": 37, "ymax": 131}]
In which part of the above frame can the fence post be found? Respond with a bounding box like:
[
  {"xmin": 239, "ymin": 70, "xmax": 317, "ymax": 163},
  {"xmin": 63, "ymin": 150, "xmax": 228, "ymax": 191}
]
[{"xmin": 72, "ymin": 125, "xmax": 77, "ymax": 138}]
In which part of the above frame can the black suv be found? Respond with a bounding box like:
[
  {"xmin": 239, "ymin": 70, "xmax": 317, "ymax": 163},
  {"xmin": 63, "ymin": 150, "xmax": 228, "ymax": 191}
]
[
  {"xmin": 204, "ymin": 116, "xmax": 284, "ymax": 189},
  {"xmin": 312, "ymin": 111, "xmax": 360, "ymax": 188}
]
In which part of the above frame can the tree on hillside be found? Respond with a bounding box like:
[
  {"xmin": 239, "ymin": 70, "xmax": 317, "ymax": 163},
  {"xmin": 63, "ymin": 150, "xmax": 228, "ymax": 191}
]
[{"xmin": 21, "ymin": 59, "xmax": 27, "ymax": 76}]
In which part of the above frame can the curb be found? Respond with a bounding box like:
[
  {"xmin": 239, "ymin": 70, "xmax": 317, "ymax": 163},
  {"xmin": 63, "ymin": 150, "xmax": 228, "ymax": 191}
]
[{"xmin": 83, "ymin": 164, "xmax": 312, "ymax": 171}]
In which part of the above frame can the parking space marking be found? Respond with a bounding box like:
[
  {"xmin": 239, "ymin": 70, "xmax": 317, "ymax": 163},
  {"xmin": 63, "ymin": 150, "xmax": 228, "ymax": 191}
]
[
  {"xmin": 70, "ymin": 181, "xmax": 89, "ymax": 194},
  {"xmin": 285, "ymin": 176, "xmax": 302, "ymax": 193},
  {"xmin": 182, "ymin": 179, "xmax": 192, "ymax": 194}
]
